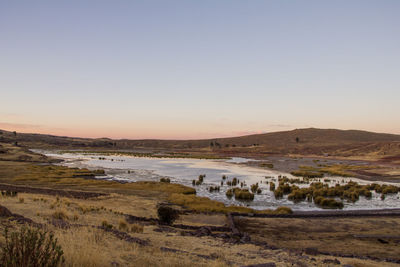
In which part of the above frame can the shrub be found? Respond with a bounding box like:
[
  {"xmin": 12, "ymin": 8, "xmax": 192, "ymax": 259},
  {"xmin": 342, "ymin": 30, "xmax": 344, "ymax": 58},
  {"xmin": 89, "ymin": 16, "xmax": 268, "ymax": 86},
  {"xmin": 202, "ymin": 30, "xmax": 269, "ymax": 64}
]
[
  {"xmin": 233, "ymin": 188, "xmax": 254, "ymax": 201},
  {"xmin": 160, "ymin": 178, "xmax": 171, "ymax": 183},
  {"xmin": 208, "ymin": 186, "xmax": 220, "ymax": 193},
  {"xmin": 193, "ymin": 175, "xmax": 206, "ymax": 186},
  {"xmin": 260, "ymin": 163, "xmax": 274, "ymax": 169},
  {"xmin": 275, "ymin": 206, "xmax": 293, "ymax": 214},
  {"xmin": 130, "ymin": 223, "xmax": 144, "ymax": 233},
  {"xmin": 314, "ymin": 196, "xmax": 343, "ymax": 209},
  {"xmin": 288, "ymin": 189, "xmax": 307, "ymax": 202},
  {"xmin": 291, "ymin": 170, "xmax": 323, "ymax": 178},
  {"xmin": 52, "ymin": 210, "xmax": 68, "ymax": 220},
  {"xmin": 227, "ymin": 178, "xmax": 239, "ymax": 187},
  {"xmin": 382, "ymin": 185, "xmax": 399, "ymax": 195},
  {"xmin": 101, "ymin": 220, "xmax": 113, "ymax": 230},
  {"xmin": 119, "ymin": 219, "xmax": 128, "ymax": 230},
  {"xmin": 274, "ymin": 188, "xmax": 284, "ymax": 198},
  {"xmin": 198, "ymin": 174, "xmax": 205, "ymax": 183},
  {"xmin": 269, "ymin": 182, "xmax": 275, "ymax": 191},
  {"xmin": 250, "ymin": 183, "xmax": 259, "ymax": 193},
  {"xmin": 0, "ymin": 227, "xmax": 64, "ymax": 267},
  {"xmin": 226, "ymin": 189, "xmax": 234, "ymax": 198},
  {"xmin": 157, "ymin": 205, "xmax": 179, "ymax": 225}
]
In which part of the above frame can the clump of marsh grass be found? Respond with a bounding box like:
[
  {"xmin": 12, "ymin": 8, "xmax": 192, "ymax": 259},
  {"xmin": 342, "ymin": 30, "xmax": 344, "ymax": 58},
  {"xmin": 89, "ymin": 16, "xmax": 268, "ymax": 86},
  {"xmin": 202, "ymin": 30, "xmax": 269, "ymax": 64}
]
[
  {"xmin": 52, "ymin": 209, "xmax": 69, "ymax": 220},
  {"xmin": 130, "ymin": 224, "xmax": 144, "ymax": 233}
]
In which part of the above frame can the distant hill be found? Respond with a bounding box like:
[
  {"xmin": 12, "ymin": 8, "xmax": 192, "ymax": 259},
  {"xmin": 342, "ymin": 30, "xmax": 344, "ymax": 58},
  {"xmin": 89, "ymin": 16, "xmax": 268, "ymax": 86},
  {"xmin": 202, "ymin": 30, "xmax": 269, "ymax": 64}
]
[{"xmin": 1, "ymin": 128, "xmax": 400, "ymax": 159}]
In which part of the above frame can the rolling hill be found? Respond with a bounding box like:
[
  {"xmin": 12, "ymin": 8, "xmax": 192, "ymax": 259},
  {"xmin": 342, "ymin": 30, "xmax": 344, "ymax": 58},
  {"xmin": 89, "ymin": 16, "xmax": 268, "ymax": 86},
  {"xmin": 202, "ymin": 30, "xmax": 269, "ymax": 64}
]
[{"xmin": 1, "ymin": 128, "xmax": 400, "ymax": 160}]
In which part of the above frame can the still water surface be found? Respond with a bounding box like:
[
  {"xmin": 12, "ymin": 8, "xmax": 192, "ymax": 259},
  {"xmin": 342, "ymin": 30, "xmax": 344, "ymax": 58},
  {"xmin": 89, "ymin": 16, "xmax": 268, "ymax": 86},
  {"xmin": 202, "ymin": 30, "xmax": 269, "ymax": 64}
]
[{"xmin": 42, "ymin": 151, "xmax": 400, "ymax": 211}]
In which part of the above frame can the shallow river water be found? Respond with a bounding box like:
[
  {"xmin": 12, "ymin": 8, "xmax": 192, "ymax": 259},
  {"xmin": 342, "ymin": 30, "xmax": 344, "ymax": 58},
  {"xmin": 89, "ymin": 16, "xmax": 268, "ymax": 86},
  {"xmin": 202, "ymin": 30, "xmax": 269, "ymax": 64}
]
[{"xmin": 42, "ymin": 151, "xmax": 400, "ymax": 211}]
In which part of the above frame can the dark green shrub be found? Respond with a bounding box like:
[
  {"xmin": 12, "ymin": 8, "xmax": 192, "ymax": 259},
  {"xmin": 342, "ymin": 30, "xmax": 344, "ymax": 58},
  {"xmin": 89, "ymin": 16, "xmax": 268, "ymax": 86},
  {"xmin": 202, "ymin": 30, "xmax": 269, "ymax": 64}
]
[
  {"xmin": 208, "ymin": 186, "xmax": 220, "ymax": 193},
  {"xmin": 290, "ymin": 170, "xmax": 323, "ymax": 178},
  {"xmin": 382, "ymin": 185, "xmax": 399, "ymax": 194},
  {"xmin": 226, "ymin": 189, "xmax": 234, "ymax": 198},
  {"xmin": 250, "ymin": 183, "xmax": 259, "ymax": 193},
  {"xmin": 269, "ymin": 182, "xmax": 275, "ymax": 191},
  {"xmin": 314, "ymin": 196, "xmax": 343, "ymax": 209},
  {"xmin": 157, "ymin": 205, "xmax": 179, "ymax": 225},
  {"xmin": 193, "ymin": 175, "xmax": 206, "ymax": 186},
  {"xmin": 275, "ymin": 206, "xmax": 293, "ymax": 214},
  {"xmin": 198, "ymin": 175, "xmax": 205, "ymax": 183},
  {"xmin": 288, "ymin": 189, "xmax": 307, "ymax": 202},
  {"xmin": 234, "ymin": 188, "xmax": 254, "ymax": 201},
  {"xmin": 231, "ymin": 177, "xmax": 238, "ymax": 186},
  {"xmin": 0, "ymin": 227, "xmax": 64, "ymax": 267},
  {"xmin": 274, "ymin": 188, "xmax": 284, "ymax": 198},
  {"xmin": 160, "ymin": 178, "xmax": 171, "ymax": 183},
  {"xmin": 101, "ymin": 220, "xmax": 113, "ymax": 230},
  {"xmin": 343, "ymin": 190, "xmax": 359, "ymax": 202}
]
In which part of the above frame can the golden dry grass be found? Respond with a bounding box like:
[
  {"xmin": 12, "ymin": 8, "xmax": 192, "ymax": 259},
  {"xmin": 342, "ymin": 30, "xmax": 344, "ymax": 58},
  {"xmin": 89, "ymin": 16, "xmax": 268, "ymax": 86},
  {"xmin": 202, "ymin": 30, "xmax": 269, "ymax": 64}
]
[
  {"xmin": 1, "ymin": 192, "xmax": 398, "ymax": 266},
  {"xmin": 236, "ymin": 216, "xmax": 400, "ymax": 263}
]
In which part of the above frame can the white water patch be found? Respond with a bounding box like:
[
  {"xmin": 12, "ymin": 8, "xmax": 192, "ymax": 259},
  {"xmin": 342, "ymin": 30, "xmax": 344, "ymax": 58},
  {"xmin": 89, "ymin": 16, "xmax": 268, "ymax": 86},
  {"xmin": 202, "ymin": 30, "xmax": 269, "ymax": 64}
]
[{"xmin": 39, "ymin": 151, "xmax": 400, "ymax": 211}]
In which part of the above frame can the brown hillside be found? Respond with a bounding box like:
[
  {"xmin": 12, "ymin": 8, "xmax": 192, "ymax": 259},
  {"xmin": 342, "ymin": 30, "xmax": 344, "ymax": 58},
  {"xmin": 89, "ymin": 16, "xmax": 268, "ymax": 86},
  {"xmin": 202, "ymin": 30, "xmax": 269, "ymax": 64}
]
[{"xmin": 1, "ymin": 128, "xmax": 400, "ymax": 159}]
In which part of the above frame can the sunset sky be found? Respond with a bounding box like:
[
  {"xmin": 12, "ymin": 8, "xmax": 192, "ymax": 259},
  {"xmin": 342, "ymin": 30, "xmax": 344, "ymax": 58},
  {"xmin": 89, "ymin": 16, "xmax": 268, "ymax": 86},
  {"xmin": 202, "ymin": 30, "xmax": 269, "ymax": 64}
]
[{"xmin": 1, "ymin": 1, "xmax": 399, "ymax": 139}]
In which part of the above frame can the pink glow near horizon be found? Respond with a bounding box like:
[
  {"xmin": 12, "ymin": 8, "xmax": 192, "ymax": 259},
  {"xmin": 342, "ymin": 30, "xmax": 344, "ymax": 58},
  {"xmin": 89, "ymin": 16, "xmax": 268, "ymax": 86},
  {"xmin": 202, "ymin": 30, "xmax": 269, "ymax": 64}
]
[
  {"xmin": 1, "ymin": 121, "xmax": 399, "ymax": 140},
  {"xmin": 1, "ymin": 2, "xmax": 400, "ymax": 139}
]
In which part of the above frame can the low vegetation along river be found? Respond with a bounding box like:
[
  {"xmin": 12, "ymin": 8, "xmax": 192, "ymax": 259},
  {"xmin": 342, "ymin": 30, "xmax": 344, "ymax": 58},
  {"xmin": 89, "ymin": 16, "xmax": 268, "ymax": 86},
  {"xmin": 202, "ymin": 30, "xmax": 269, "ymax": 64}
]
[{"xmin": 43, "ymin": 151, "xmax": 400, "ymax": 211}]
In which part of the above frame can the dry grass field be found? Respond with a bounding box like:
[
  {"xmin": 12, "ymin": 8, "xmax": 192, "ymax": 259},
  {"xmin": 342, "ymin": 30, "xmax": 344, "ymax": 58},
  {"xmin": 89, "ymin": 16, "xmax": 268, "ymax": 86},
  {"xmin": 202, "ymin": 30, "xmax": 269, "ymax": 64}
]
[{"xmin": 0, "ymin": 140, "xmax": 400, "ymax": 266}]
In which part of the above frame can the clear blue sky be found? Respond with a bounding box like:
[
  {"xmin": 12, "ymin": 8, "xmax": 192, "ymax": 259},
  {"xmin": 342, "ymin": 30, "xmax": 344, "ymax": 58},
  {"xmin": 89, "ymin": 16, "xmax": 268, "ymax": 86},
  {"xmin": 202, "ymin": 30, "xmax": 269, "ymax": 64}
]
[{"xmin": 1, "ymin": 1, "xmax": 399, "ymax": 139}]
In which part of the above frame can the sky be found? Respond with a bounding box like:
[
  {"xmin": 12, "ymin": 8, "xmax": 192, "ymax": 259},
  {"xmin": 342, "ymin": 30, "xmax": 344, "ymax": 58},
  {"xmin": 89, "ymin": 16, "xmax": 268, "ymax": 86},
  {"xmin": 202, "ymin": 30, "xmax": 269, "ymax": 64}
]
[{"xmin": 1, "ymin": 1, "xmax": 399, "ymax": 139}]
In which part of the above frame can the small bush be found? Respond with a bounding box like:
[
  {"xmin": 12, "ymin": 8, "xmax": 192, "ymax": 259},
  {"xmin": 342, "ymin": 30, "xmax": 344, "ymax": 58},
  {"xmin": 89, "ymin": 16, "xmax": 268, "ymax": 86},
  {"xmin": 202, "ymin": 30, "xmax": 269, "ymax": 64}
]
[
  {"xmin": 0, "ymin": 227, "xmax": 64, "ymax": 267},
  {"xmin": 208, "ymin": 186, "xmax": 220, "ymax": 193},
  {"xmin": 101, "ymin": 220, "xmax": 113, "ymax": 230},
  {"xmin": 274, "ymin": 188, "xmax": 284, "ymax": 198},
  {"xmin": 291, "ymin": 170, "xmax": 323, "ymax": 178},
  {"xmin": 160, "ymin": 177, "xmax": 171, "ymax": 183},
  {"xmin": 157, "ymin": 205, "xmax": 179, "ymax": 225},
  {"xmin": 119, "ymin": 219, "xmax": 128, "ymax": 230},
  {"xmin": 275, "ymin": 206, "xmax": 293, "ymax": 214},
  {"xmin": 314, "ymin": 196, "xmax": 343, "ymax": 209},
  {"xmin": 250, "ymin": 183, "xmax": 259, "ymax": 193},
  {"xmin": 52, "ymin": 210, "xmax": 68, "ymax": 220},
  {"xmin": 233, "ymin": 188, "xmax": 254, "ymax": 201},
  {"xmin": 226, "ymin": 189, "xmax": 234, "ymax": 198},
  {"xmin": 269, "ymin": 182, "xmax": 275, "ymax": 191},
  {"xmin": 130, "ymin": 223, "xmax": 144, "ymax": 233}
]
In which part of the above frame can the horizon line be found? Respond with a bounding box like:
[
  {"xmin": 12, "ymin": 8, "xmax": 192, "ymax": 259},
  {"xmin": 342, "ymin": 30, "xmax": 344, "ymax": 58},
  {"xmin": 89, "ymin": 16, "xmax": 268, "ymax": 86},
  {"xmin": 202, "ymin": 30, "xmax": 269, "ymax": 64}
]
[{"xmin": 1, "ymin": 127, "xmax": 400, "ymax": 141}]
